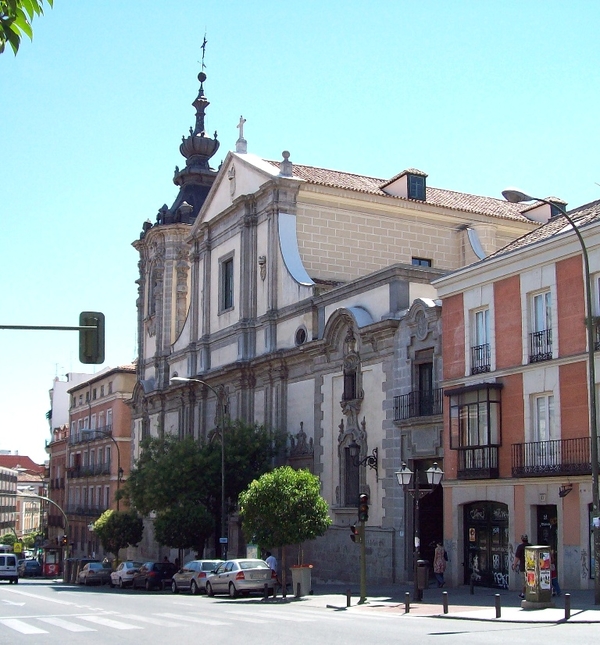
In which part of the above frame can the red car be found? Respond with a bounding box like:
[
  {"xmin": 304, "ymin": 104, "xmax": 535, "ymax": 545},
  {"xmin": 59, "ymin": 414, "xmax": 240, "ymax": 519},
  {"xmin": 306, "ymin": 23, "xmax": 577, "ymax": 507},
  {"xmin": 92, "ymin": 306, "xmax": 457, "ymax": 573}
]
[{"xmin": 132, "ymin": 562, "xmax": 178, "ymax": 591}]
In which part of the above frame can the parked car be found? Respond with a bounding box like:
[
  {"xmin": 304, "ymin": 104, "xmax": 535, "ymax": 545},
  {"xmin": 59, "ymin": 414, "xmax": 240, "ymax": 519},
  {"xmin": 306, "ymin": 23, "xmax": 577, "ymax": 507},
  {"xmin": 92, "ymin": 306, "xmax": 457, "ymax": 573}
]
[
  {"xmin": 132, "ymin": 561, "xmax": 178, "ymax": 591},
  {"xmin": 110, "ymin": 561, "xmax": 143, "ymax": 589},
  {"xmin": 205, "ymin": 559, "xmax": 276, "ymax": 598},
  {"xmin": 0, "ymin": 553, "xmax": 18, "ymax": 584},
  {"xmin": 77, "ymin": 562, "xmax": 112, "ymax": 586},
  {"xmin": 171, "ymin": 559, "xmax": 222, "ymax": 595},
  {"xmin": 18, "ymin": 559, "xmax": 42, "ymax": 578}
]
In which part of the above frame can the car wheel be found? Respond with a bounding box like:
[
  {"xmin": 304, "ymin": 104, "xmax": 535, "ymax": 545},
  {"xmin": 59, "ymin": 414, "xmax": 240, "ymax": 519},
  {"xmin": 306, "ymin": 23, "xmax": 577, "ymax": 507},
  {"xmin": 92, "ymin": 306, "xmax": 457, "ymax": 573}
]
[
  {"xmin": 145, "ymin": 579, "xmax": 151, "ymax": 592},
  {"xmin": 228, "ymin": 582, "xmax": 238, "ymax": 599},
  {"xmin": 190, "ymin": 580, "xmax": 199, "ymax": 596},
  {"xmin": 171, "ymin": 580, "xmax": 178, "ymax": 594},
  {"xmin": 119, "ymin": 577, "xmax": 125, "ymax": 589},
  {"xmin": 206, "ymin": 581, "xmax": 214, "ymax": 597}
]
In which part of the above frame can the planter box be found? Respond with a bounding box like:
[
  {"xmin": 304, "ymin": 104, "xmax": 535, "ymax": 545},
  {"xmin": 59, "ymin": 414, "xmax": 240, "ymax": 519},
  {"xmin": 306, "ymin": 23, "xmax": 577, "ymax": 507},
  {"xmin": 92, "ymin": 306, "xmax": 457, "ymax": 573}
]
[{"xmin": 290, "ymin": 565, "xmax": 312, "ymax": 596}]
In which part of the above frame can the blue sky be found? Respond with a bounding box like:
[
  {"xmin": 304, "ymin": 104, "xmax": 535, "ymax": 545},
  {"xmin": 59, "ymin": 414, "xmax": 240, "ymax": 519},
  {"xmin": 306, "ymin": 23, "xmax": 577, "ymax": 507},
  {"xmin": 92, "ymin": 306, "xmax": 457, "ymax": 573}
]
[{"xmin": 2, "ymin": 0, "xmax": 599, "ymax": 463}]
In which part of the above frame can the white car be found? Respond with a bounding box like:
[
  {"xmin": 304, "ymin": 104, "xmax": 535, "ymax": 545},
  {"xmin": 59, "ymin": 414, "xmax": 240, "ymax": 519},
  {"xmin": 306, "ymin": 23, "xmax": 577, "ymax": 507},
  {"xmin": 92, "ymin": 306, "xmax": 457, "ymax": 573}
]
[
  {"xmin": 110, "ymin": 561, "xmax": 143, "ymax": 588},
  {"xmin": 205, "ymin": 559, "xmax": 276, "ymax": 598},
  {"xmin": 171, "ymin": 559, "xmax": 222, "ymax": 595}
]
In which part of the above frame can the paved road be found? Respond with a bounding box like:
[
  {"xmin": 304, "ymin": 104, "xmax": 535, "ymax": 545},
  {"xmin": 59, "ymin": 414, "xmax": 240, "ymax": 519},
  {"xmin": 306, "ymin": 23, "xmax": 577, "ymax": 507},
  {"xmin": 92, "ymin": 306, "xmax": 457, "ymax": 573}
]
[{"xmin": 1, "ymin": 579, "xmax": 599, "ymax": 645}]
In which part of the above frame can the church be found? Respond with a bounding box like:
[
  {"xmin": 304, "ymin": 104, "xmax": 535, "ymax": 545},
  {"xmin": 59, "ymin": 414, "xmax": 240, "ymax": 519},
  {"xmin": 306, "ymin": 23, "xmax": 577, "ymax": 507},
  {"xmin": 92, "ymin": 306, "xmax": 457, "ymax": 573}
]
[{"xmin": 128, "ymin": 67, "xmax": 539, "ymax": 584}]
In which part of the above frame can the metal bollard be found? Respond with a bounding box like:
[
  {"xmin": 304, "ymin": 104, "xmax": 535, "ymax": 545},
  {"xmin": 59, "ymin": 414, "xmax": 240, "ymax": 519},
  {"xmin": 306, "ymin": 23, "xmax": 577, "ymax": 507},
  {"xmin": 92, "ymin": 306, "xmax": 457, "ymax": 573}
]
[
  {"xmin": 565, "ymin": 593, "xmax": 571, "ymax": 620},
  {"xmin": 405, "ymin": 591, "xmax": 410, "ymax": 613},
  {"xmin": 264, "ymin": 582, "xmax": 269, "ymax": 599},
  {"xmin": 296, "ymin": 582, "xmax": 301, "ymax": 598},
  {"xmin": 495, "ymin": 594, "xmax": 501, "ymax": 618},
  {"xmin": 442, "ymin": 591, "xmax": 448, "ymax": 614},
  {"xmin": 346, "ymin": 589, "xmax": 351, "ymax": 608},
  {"xmin": 470, "ymin": 574, "xmax": 475, "ymax": 595}
]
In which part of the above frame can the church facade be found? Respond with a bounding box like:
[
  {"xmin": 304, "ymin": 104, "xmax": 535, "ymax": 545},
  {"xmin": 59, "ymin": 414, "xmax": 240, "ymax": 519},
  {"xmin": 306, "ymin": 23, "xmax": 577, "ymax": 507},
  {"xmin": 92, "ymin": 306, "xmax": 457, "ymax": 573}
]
[{"xmin": 128, "ymin": 69, "xmax": 539, "ymax": 583}]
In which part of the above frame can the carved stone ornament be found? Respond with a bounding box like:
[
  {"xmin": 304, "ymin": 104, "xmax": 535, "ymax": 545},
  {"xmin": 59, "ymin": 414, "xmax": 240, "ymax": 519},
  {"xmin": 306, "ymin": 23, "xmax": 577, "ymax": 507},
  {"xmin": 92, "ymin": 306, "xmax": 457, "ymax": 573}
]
[
  {"xmin": 258, "ymin": 255, "xmax": 266, "ymax": 281},
  {"xmin": 416, "ymin": 309, "xmax": 428, "ymax": 341},
  {"xmin": 228, "ymin": 164, "xmax": 236, "ymax": 197},
  {"xmin": 289, "ymin": 422, "xmax": 314, "ymax": 457}
]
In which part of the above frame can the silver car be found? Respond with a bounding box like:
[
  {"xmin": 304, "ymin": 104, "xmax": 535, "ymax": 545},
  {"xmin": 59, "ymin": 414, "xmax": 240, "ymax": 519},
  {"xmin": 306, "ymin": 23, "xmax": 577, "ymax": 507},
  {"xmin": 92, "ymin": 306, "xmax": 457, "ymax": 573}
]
[
  {"xmin": 110, "ymin": 561, "xmax": 143, "ymax": 588},
  {"xmin": 78, "ymin": 562, "xmax": 112, "ymax": 586},
  {"xmin": 171, "ymin": 559, "xmax": 222, "ymax": 595},
  {"xmin": 205, "ymin": 559, "xmax": 276, "ymax": 598}
]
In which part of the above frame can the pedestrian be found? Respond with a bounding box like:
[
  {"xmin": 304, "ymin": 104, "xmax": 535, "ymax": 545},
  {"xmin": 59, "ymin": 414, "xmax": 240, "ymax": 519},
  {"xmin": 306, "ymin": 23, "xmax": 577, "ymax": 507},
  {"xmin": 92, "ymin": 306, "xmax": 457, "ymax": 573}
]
[
  {"xmin": 265, "ymin": 551, "xmax": 277, "ymax": 574},
  {"xmin": 163, "ymin": 555, "xmax": 170, "ymax": 564},
  {"xmin": 550, "ymin": 551, "xmax": 561, "ymax": 597},
  {"xmin": 433, "ymin": 541, "xmax": 447, "ymax": 587},
  {"xmin": 512, "ymin": 534, "xmax": 531, "ymax": 599}
]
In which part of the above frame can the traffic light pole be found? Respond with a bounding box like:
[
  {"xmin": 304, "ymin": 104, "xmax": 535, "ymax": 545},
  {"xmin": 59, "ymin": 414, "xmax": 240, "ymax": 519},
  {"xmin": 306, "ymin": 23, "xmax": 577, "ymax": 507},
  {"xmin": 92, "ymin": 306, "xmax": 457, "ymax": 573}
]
[{"xmin": 359, "ymin": 520, "xmax": 367, "ymax": 604}]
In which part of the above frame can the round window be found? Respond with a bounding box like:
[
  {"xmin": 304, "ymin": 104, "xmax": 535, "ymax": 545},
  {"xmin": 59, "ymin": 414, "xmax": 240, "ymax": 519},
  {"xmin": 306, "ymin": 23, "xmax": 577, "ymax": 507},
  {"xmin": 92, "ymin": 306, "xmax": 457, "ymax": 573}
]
[{"xmin": 295, "ymin": 327, "xmax": 307, "ymax": 346}]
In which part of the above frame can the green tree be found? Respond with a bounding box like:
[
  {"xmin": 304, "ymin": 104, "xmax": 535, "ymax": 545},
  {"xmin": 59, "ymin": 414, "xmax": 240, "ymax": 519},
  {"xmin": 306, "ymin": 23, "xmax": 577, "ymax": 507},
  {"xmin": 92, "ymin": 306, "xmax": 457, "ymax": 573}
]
[
  {"xmin": 122, "ymin": 423, "xmax": 284, "ymax": 556},
  {"xmin": 93, "ymin": 510, "xmax": 143, "ymax": 561},
  {"xmin": 0, "ymin": 533, "xmax": 16, "ymax": 546},
  {"xmin": 239, "ymin": 466, "xmax": 332, "ymax": 590},
  {"xmin": 153, "ymin": 504, "xmax": 213, "ymax": 556},
  {"xmin": 0, "ymin": 0, "xmax": 53, "ymax": 54}
]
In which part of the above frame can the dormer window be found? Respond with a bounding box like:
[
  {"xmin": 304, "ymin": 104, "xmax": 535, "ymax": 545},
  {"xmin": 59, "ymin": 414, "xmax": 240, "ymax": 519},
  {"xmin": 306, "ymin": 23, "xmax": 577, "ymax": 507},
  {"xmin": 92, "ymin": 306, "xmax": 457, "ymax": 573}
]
[{"xmin": 408, "ymin": 174, "xmax": 426, "ymax": 200}]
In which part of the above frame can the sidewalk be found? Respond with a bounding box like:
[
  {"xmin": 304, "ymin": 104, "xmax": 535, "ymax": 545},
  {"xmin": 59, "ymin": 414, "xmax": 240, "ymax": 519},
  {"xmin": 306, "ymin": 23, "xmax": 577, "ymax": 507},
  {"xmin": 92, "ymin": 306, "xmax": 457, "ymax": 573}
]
[{"xmin": 297, "ymin": 582, "xmax": 600, "ymax": 623}]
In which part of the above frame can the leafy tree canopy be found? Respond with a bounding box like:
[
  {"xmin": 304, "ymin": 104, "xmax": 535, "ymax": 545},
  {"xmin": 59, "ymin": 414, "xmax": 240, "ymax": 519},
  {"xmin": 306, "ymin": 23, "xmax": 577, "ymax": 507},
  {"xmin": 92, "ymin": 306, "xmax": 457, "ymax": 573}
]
[
  {"xmin": 0, "ymin": 533, "xmax": 16, "ymax": 546},
  {"xmin": 239, "ymin": 466, "xmax": 332, "ymax": 549},
  {"xmin": 0, "ymin": 0, "xmax": 53, "ymax": 55},
  {"xmin": 153, "ymin": 504, "xmax": 213, "ymax": 555},
  {"xmin": 93, "ymin": 510, "xmax": 143, "ymax": 557},
  {"xmin": 122, "ymin": 422, "xmax": 284, "ymax": 521}
]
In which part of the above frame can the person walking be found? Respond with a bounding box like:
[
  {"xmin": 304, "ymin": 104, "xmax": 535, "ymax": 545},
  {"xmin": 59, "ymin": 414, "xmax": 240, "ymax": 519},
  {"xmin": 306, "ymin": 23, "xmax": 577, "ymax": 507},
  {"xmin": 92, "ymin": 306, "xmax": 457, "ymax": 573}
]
[
  {"xmin": 512, "ymin": 534, "xmax": 531, "ymax": 599},
  {"xmin": 265, "ymin": 551, "xmax": 280, "ymax": 589},
  {"xmin": 433, "ymin": 542, "xmax": 447, "ymax": 587},
  {"xmin": 550, "ymin": 551, "xmax": 561, "ymax": 597}
]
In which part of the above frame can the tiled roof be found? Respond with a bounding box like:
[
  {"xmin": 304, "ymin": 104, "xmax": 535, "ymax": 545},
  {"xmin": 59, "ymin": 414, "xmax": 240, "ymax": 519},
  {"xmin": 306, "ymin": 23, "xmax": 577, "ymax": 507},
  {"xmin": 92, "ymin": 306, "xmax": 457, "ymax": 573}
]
[
  {"xmin": 0, "ymin": 455, "xmax": 44, "ymax": 474},
  {"xmin": 264, "ymin": 160, "xmax": 534, "ymax": 223},
  {"xmin": 486, "ymin": 199, "xmax": 600, "ymax": 260}
]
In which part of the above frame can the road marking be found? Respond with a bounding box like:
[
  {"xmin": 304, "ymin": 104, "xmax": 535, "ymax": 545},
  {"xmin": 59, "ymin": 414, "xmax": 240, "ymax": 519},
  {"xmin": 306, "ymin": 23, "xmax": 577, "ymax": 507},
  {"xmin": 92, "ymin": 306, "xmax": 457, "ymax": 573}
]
[
  {"xmin": 158, "ymin": 612, "xmax": 229, "ymax": 626},
  {"xmin": 0, "ymin": 589, "xmax": 73, "ymax": 606},
  {"xmin": 1, "ymin": 600, "xmax": 26, "ymax": 606},
  {"xmin": 78, "ymin": 615, "xmax": 143, "ymax": 630},
  {"xmin": 0, "ymin": 618, "xmax": 48, "ymax": 634},
  {"xmin": 37, "ymin": 616, "xmax": 96, "ymax": 632},
  {"xmin": 120, "ymin": 613, "xmax": 184, "ymax": 627},
  {"xmin": 222, "ymin": 610, "xmax": 270, "ymax": 624}
]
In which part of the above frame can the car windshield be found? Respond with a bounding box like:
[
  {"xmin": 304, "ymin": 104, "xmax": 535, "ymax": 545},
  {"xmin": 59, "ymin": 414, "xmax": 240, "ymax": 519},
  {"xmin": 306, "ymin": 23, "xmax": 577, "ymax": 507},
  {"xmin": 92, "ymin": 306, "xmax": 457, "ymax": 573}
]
[
  {"xmin": 239, "ymin": 560, "xmax": 268, "ymax": 570},
  {"xmin": 202, "ymin": 561, "xmax": 221, "ymax": 571}
]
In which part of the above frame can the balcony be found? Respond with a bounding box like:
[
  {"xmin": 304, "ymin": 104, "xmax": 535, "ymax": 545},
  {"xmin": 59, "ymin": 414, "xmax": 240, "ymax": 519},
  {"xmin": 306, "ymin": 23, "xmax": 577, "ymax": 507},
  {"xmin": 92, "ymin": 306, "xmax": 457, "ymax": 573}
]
[
  {"xmin": 69, "ymin": 425, "xmax": 113, "ymax": 445},
  {"xmin": 529, "ymin": 329, "xmax": 552, "ymax": 363},
  {"xmin": 471, "ymin": 343, "xmax": 491, "ymax": 374},
  {"xmin": 457, "ymin": 446, "xmax": 499, "ymax": 479},
  {"xmin": 394, "ymin": 388, "xmax": 443, "ymax": 421},
  {"xmin": 66, "ymin": 462, "xmax": 111, "ymax": 479},
  {"xmin": 65, "ymin": 505, "xmax": 109, "ymax": 517},
  {"xmin": 512, "ymin": 437, "xmax": 595, "ymax": 477}
]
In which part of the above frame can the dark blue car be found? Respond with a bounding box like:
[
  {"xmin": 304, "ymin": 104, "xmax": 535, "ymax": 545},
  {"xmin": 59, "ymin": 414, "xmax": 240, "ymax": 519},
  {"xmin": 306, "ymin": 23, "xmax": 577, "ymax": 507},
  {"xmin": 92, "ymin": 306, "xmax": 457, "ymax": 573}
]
[{"xmin": 18, "ymin": 559, "xmax": 42, "ymax": 578}]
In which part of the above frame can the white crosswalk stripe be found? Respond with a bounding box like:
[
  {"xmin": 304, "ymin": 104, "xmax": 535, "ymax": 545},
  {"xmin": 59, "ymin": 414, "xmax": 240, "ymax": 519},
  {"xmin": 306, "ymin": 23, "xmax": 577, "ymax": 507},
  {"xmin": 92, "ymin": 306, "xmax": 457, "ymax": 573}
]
[
  {"xmin": 0, "ymin": 618, "xmax": 48, "ymax": 634},
  {"xmin": 37, "ymin": 616, "xmax": 97, "ymax": 632},
  {"xmin": 157, "ymin": 611, "xmax": 229, "ymax": 626},
  {"xmin": 78, "ymin": 615, "xmax": 143, "ymax": 630},
  {"xmin": 120, "ymin": 613, "xmax": 185, "ymax": 627},
  {"xmin": 222, "ymin": 610, "xmax": 271, "ymax": 623}
]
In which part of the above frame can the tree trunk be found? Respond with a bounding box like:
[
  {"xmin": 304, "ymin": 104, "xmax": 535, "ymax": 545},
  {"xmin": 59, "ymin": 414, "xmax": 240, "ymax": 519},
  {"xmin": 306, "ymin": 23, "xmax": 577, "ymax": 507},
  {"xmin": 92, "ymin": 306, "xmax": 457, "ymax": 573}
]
[{"xmin": 281, "ymin": 548, "xmax": 287, "ymax": 598}]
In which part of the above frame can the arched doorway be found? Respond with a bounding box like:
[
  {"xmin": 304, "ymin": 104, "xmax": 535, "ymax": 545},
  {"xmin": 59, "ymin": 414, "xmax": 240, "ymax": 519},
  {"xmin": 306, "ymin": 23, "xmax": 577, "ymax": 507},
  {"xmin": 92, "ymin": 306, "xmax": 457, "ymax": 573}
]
[{"xmin": 464, "ymin": 501, "xmax": 509, "ymax": 588}]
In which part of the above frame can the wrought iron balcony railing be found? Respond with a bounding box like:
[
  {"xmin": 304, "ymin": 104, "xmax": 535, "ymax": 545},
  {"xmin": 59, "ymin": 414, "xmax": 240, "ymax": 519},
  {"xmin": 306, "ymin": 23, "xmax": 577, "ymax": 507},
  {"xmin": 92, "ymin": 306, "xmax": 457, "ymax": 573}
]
[
  {"xmin": 65, "ymin": 505, "xmax": 109, "ymax": 517},
  {"xmin": 471, "ymin": 343, "xmax": 491, "ymax": 374},
  {"xmin": 512, "ymin": 436, "xmax": 595, "ymax": 477},
  {"xmin": 69, "ymin": 425, "xmax": 113, "ymax": 445},
  {"xmin": 66, "ymin": 462, "xmax": 111, "ymax": 479},
  {"xmin": 529, "ymin": 329, "xmax": 552, "ymax": 363},
  {"xmin": 457, "ymin": 446, "xmax": 499, "ymax": 479},
  {"xmin": 394, "ymin": 388, "xmax": 443, "ymax": 421}
]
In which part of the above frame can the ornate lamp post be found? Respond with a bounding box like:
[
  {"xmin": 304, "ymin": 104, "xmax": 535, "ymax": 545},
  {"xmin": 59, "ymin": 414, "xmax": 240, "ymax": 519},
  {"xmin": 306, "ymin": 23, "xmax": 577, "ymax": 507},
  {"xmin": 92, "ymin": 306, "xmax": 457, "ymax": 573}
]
[
  {"xmin": 348, "ymin": 439, "xmax": 378, "ymax": 480},
  {"xmin": 170, "ymin": 376, "xmax": 227, "ymax": 559},
  {"xmin": 396, "ymin": 462, "xmax": 443, "ymax": 601},
  {"xmin": 503, "ymin": 188, "xmax": 600, "ymax": 604}
]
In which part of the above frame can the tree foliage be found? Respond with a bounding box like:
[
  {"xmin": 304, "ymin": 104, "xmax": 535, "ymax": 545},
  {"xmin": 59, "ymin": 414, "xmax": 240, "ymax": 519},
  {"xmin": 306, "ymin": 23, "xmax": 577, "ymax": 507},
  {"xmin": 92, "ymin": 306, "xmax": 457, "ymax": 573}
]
[
  {"xmin": 123, "ymin": 422, "xmax": 284, "ymax": 520},
  {"xmin": 154, "ymin": 504, "xmax": 213, "ymax": 555},
  {"xmin": 0, "ymin": 533, "xmax": 16, "ymax": 546},
  {"xmin": 0, "ymin": 0, "xmax": 53, "ymax": 55},
  {"xmin": 93, "ymin": 510, "xmax": 143, "ymax": 557},
  {"xmin": 239, "ymin": 466, "xmax": 332, "ymax": 549}
]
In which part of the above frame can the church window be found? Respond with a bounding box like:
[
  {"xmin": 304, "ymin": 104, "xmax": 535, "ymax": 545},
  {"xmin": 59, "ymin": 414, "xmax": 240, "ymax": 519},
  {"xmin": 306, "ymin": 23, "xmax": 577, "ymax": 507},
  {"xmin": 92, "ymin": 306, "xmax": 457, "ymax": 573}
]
[{"xmin": 220, "ymin": 256, "xmax": 234, "ymax": 312}]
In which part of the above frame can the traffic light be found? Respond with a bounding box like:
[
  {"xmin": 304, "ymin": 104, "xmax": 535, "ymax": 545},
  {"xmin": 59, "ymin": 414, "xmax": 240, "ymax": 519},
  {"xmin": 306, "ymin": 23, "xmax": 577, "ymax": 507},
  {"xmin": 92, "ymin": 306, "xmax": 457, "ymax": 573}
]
[
  {"xmin": 61, "ymin": 535, "xmax": 68, "ymax": 546},
  {"xmin": 79, "ymin": 311, "xmax": 105, "ymax": 364},
  {"xmin": 358, "ymin": 493, "xmax": 369, "ymax": 522},
  {"xmin": 350, "ymin": 524, "xmax": 359, "ymax": 543}
]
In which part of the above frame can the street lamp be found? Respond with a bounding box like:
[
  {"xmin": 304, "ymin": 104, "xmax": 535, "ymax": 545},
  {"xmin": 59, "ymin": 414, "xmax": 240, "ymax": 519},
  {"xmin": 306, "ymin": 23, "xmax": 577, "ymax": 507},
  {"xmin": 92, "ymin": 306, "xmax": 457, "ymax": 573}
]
[
  {"xmin": 84, "ymin": 429, "xmax": 124, "ymax": 511},
  {"xmin": 503, "ymin": 188, "xmax": 600, "ymax": 604},
  {"xmin": 395, "ymin": 462, "xmax": 443, "ymax": 601},
  {"xmin": 170, "ymin": 376, "xmax": 227, "ymax": 559},
  {"xmin": 348, "ymin": 439, "xmax": 379, "ymax": 481}
]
